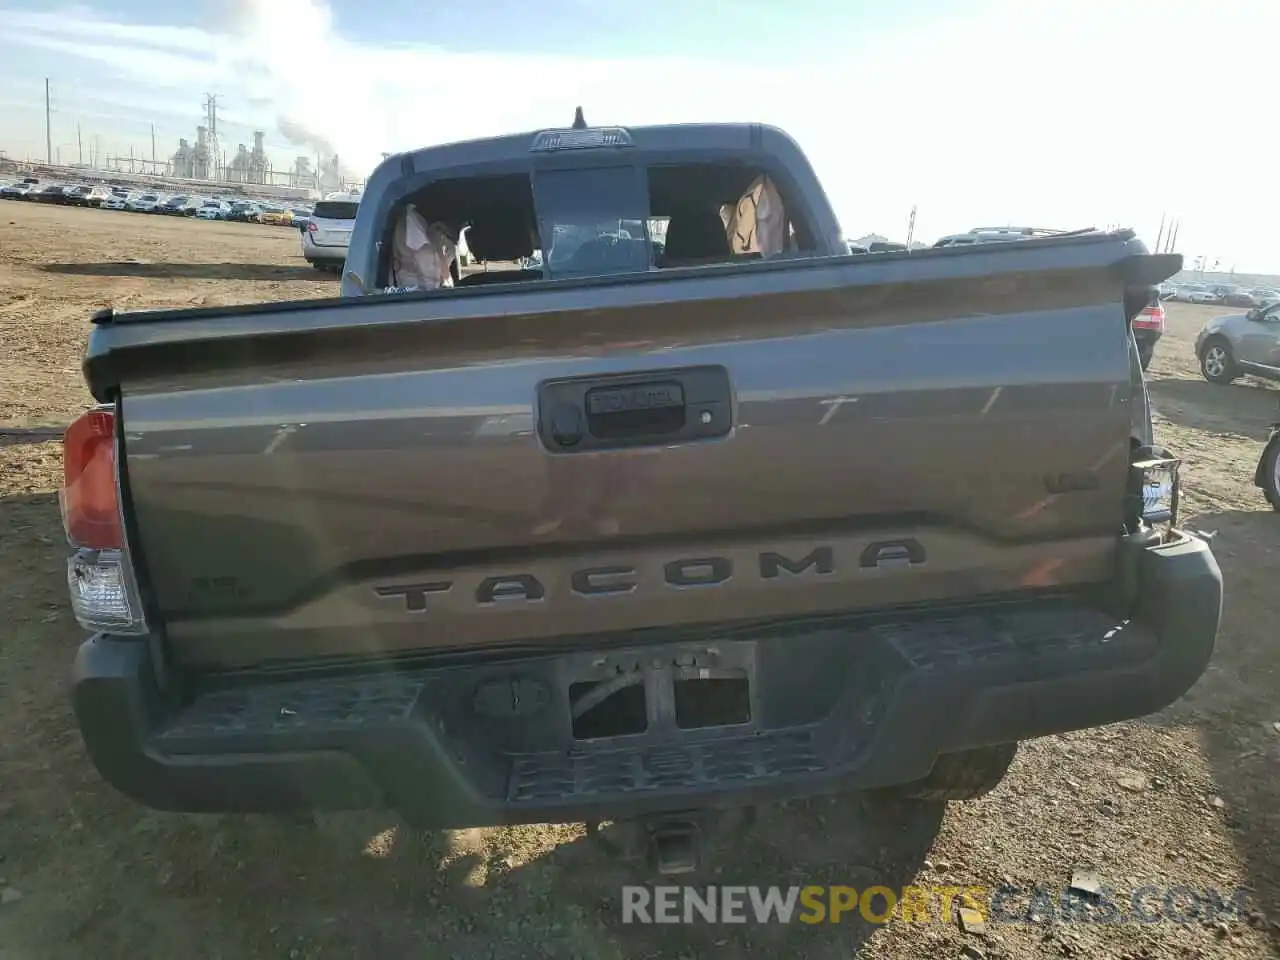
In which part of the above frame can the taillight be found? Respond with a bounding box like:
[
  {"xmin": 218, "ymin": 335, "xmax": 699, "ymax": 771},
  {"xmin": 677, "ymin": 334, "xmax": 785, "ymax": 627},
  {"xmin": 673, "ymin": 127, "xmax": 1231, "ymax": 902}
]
[
  {"xmin": 308, "ymin": 221, "xmax": 318, "ymax": 233},
  {"xmin": 60, "ymin": 407, "xmax": 147, "ymax": 634},
  {"xmin": 63, "ymin": 408, "xmax": 122, "ymax": 549},
  {"xmin": 1134, "ymin": 303, "xmax": 1166, "ymax": 331}
]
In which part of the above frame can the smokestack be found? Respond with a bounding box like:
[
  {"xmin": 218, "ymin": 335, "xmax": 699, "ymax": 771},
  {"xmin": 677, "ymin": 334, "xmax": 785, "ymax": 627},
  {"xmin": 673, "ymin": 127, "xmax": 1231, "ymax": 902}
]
[{"xmin": 572, "ymin": 106, "xmax": 586, "ymax": 129}]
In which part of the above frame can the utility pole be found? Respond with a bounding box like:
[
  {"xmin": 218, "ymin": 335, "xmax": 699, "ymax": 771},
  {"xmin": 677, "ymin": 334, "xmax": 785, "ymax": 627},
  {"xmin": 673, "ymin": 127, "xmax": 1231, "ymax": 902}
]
[
  {"xmin": 44, "ymin": 78, "xmax": 52, "ymax": 164},
  {"xmin": 204, "ymin": 93, "xmax": 218, "ymax": 138},
  {"xmin": 77, "ymin": 123, "xmax": 83, "ymax": 166},
  {"xmin": 906, "ymin": 205, "xmax": 917, "ymax": 250},
  {"xmin": 1154, "ymin": 213, "xmax": 1166, "ymax": 254},
  {"xmin": 151, "ymin": 124, "xmax": 156, "ymax": 165}
]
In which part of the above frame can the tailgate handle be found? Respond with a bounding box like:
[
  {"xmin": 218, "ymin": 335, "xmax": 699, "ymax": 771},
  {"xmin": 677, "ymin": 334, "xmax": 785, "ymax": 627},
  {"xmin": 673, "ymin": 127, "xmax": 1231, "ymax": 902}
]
[{"xmin": 538, "ymin": 365, "xmax": 732, "ymax": 452}]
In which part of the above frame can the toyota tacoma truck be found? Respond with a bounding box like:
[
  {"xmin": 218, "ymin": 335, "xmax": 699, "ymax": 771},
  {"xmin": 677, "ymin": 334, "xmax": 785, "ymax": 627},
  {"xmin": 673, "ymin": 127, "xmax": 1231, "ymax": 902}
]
[{"xmin": 65, "ymin": 118, "xmax": 1221, "ymax": 873}]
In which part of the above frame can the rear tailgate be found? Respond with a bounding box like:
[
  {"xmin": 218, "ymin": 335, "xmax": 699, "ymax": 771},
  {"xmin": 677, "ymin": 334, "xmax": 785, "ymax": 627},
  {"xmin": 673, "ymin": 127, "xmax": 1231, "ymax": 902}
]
[
  {"xmin": 309, "ymin": 218, "xmax": 353, "ymax": 246},
  {"xmin": 308, "ymin": 200, "xmax": 358, "ymax": 246},
  {"xmin": 92, "ymin": 233, "xmax": 1176, "ymax": 671}
]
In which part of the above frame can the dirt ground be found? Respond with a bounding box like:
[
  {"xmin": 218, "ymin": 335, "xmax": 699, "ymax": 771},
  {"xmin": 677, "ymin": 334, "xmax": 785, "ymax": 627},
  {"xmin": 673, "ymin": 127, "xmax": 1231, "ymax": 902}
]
[{"xmin": 1, "ymin": 200, "xmax": 1277, "ymax": 959}]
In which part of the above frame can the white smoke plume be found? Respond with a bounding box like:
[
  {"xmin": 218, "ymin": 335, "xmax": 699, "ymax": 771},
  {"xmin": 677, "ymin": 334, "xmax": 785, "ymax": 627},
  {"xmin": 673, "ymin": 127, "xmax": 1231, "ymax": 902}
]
[{"xmin": 218, "ymin": 0, "xmax": 366, "ymax": 172}]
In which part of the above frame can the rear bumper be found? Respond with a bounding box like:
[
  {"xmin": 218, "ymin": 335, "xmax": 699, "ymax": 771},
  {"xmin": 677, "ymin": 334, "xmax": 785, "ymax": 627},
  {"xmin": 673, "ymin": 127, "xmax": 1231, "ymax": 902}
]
[
  {"xmin": 72, "ymin": 532, "xmax": 1221, "ymax": 827},
  {"xmin": 301, "ymin": 242, "xmax": 348, "ymax": 263}
]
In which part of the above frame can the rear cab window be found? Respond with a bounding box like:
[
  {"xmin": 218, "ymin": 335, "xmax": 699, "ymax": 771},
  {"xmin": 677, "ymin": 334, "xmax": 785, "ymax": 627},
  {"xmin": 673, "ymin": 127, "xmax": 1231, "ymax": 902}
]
[
  {"xmin": 376, "ymin": 157, "xmax": 816, "ymax": 289},
  {"xmin": 313, "ymin": 201, "xmax": 359, "ymax": 221}
]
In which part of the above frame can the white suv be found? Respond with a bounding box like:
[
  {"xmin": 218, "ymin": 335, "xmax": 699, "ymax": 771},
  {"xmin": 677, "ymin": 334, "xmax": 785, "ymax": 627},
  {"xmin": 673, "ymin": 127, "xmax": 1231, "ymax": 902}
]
[
  {"xmin": 196, "ymin": 200, "xmax": 228, "ymax": 220},
  {"xmin": 301, "ymin": 194, "xmax": 359, "ymax": 272}
]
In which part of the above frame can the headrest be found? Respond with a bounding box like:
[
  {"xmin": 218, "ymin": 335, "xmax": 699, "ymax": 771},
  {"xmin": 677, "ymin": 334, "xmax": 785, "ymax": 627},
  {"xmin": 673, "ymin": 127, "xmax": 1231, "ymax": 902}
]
[
  {"xmin": 464, "ymin": 216, "xmax": 534, "ymax": 262},
  {"xmin": 663, "ymin": 207, "xmax": 729, "ymax": 262}
]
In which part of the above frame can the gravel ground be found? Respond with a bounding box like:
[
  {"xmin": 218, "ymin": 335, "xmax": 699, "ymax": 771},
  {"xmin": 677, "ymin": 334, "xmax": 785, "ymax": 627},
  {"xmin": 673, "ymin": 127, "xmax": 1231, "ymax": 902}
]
[{"xmin": 0, "ymin": 201, "xmax": 1277, "ymax": 959}]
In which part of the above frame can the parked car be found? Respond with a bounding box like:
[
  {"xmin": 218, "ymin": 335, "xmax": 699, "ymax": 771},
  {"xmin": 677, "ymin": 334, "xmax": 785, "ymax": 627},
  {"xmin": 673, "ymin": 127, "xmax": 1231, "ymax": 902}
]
[
  {"xmin": 62, "ymin": 120, "xmax": 1217, "ymax": 875},
  {"xmin": 1179, "ymin": 283, "xmax": 1220, "ymax": 304},
  {"xmin": 1219, "ymin": 286, "xmax": 1256, "ymax": 307},
  {"xmin": 258, "ymin": 205, "xmax": 294, "ymax": 227},
  {"xmin": 1196, "ymin": 299, "xmax": 1280, "ymax": 384},
  {"xmin": 1256, "ymin": 415, "xmax": 1280, "ymax": 510},
  {"xmin": 301, "ymin": 194, "xmax": 359, "ymax": 271},
  {"xmin": 125, "ymin": 193, "xmax": 162, "ymax": 213},
  {"xmin": 195, "ymin": 200, "xmax": 228, "ymax": 220},
  {"xmin": 60, "ymin": 185, "xmax": 94, "ymax": 205},
  {"xmin": 225, "ymin": 201, "xmax": 262, "ymax": 223},
  {"xmin": 160, "ymin": 195, "xmax": 194, "ymax": 216},
  {"xmin": 0, "ymin": 182, "xmax": 34, "ymax": 200},
  {"xmin": 33, "ymin": 183, "xmax": 68, "ymax": 203},
  {"xmin": 102, "ymin": 193, "xmax": 132, "ymax": 211},
  {"xmin": 932, "ymin": 226, "xmax": 1071, "ymax": 248},
  {"xmin": 81, "ymin": 186, "xmax": 114, "ymax": 207},
  {"xmin": 1132, "ymin": 296, "xmax": 1166, "ymax": 371}
]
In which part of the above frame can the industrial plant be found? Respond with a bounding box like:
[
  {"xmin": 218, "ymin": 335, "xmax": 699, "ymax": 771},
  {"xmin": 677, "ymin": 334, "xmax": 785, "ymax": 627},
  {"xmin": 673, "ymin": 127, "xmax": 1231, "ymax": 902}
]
[{"xmin": 85, "ymin": 94, "xmax": 358, "ymax": 198}]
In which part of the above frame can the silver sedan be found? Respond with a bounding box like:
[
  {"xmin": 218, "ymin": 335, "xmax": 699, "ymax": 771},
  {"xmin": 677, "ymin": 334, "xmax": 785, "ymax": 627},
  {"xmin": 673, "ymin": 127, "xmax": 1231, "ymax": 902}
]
[{"xmin": 1195, "ymin": 301, "xmax": 1280, "ymax": 384}]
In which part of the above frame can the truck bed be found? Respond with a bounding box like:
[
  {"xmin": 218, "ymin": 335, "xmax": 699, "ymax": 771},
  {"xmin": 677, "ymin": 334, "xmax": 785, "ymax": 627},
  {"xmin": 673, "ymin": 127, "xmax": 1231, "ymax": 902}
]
[{"xmin": 90, "ymin": 233, "xmax": 1167, "ymax": 673}]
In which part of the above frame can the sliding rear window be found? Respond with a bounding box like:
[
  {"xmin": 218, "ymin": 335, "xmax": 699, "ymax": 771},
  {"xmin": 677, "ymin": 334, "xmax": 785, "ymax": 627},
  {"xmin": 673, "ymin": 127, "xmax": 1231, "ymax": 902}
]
[{"xmin": 536, "ymin": 166, "xmax": 651, "ymax": 278}]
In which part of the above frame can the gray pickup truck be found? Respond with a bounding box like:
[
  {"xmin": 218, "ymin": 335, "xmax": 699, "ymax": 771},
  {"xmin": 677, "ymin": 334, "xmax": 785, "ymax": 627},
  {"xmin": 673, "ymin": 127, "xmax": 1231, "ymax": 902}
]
[{"xmin": 65, "ymin": 119, "xmax": 1221, "ymax": 873}]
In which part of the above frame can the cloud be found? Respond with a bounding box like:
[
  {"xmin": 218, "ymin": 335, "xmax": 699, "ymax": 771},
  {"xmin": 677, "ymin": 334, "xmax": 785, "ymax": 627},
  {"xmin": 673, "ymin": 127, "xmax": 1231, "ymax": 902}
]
[
  {"xmin": 2, "ymin": 0, "xmax": 1278, "ymax": 266},
  {"xmin": 15, "ymin": 33, "xmax": 220, "ymax": 87},
  {"xmin": 3, "ymin": 6, "xmax": 212, "ymax": 53}
]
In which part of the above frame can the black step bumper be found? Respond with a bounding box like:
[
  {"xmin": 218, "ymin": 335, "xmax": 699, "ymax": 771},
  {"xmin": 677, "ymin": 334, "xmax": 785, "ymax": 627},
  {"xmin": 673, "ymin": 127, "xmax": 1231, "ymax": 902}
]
[{"xmin": 72, "ymin": 532, "xmax": 1221, "ymax": 827}]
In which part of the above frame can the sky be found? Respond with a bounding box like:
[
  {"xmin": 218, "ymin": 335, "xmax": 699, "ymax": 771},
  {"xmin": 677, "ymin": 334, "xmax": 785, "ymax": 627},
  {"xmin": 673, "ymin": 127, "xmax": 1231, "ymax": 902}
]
[{"xmin": 1, "ymin": 0, "xmax": 1278, "ymax": 270}]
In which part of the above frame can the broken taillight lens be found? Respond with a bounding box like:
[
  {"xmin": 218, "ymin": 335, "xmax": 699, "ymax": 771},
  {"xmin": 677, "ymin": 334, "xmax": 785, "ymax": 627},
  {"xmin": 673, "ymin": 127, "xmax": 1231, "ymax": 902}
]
[{"xmin": 62, "ymin": 408, "xmax": 122, "ymax": 549}]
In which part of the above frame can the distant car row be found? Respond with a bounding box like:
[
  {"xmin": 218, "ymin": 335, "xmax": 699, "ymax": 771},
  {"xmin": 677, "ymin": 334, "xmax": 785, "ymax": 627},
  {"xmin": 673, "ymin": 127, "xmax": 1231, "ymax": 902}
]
[
  {"xmin": 1160, "ymin": 282, "xmax": 1279, "ymax": 308},
  {"xmin": 0, "ymin": 178, "xmax": 313, "ymax": 228},
  {"xmin": 843, "ymin": 226, "xmax": 1092, "ymax": 256}
]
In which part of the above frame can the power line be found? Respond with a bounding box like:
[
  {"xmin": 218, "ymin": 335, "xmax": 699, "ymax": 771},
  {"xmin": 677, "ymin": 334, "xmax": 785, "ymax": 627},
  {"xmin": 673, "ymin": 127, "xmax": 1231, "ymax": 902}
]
[{"xmin": 44, "ymin": 78, "xmax": 52, "ymax": 164}]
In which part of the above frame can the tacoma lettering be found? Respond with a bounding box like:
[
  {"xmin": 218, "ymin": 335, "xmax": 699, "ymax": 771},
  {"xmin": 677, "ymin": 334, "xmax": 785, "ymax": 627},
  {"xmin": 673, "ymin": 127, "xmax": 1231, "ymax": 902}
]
[
  {"xmin": 373, "ymin": 540, "xmax": 927, "ymax": 612},
  {"xmin": 476, "ymin": 574, "xmax": 546, "ymax": 605},
  {"xmin": 373, "ymin": 581, "xmax": 452, "ymax": 613},
  {"xmin": 759, "ymin": 546, "xmax": 835, "ymax": 579},
  {"xmin": 664, "ymin": 557, "xmax": 733, "ymax": 587},
  {"xmin": 572, "ymin": 565, "xmax": 638, "ymax": 596}
]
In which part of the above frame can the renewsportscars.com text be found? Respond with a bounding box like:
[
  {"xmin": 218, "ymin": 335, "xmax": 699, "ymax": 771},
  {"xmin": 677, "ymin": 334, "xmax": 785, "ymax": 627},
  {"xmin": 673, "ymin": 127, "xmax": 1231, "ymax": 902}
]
[{"xmin": 621, "ymin": 884, "xmax": 1252, "ymax": 925}]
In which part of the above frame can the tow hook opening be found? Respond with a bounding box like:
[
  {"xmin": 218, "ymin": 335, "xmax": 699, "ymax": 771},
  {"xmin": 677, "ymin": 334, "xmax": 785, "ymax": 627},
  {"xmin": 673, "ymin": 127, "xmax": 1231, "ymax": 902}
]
[
  {"xmin": 674, "ymin": 672, "xmax": 751, "ymax": 728},
  {"xmin": 648, "ymin": 819, "xmax": 704, "ymax": 876},
  {"xmin": 570, "ymin": 675, "xmax": 648, "ymax": 739},
  {"xmin": 585, "ymin": 807, "xmax": 757, "ymax": 876}
]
